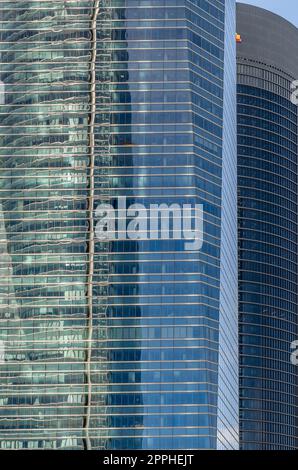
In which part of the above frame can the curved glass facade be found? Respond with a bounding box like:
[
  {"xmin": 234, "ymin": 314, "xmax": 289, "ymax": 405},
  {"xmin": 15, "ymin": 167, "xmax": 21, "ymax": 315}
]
[
  {"xmin": 0, "ymin": 0, "xmax": 238, "ymax": 450},
  {"xmin": 237, "ymin": 4, "xmax": 298, "ymax": 450},
  {"xmin": 0, "ymin": 0, "xmax": 98, "ymax": 450}
]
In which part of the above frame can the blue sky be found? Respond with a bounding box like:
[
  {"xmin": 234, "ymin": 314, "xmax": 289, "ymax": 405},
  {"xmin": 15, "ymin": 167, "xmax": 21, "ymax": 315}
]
[{"xmin": 237, "ymin": 0, "xmax": 298, "ymax": 27}]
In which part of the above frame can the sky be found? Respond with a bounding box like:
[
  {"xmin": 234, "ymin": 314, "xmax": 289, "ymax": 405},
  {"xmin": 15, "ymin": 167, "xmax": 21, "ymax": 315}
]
[{"xmin": 237, "ymin": 0, "xmax": 298, "ymax": 27}]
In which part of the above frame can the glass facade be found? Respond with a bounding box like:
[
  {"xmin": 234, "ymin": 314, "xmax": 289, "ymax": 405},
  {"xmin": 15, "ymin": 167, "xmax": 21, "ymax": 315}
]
[
  {"xmin": 217, "ymin": 0, "xmax": 238, "ymax": 450},
  {"xmin": 237, "ymin": 4, "xmax": 298, "ymax": 450},
  {"xmin": 0, "ymin": 0, "xmax": 238, "ymax": 450}
]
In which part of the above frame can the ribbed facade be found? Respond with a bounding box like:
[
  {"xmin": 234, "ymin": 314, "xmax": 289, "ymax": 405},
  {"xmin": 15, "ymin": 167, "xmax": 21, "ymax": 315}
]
[
  {"xmin": 0, "ymin": 0, "xmax": 238, "ymax": 450},
  {"xmin": 237, "ymin": 4, "xmax": 298, "ymax": 450}
]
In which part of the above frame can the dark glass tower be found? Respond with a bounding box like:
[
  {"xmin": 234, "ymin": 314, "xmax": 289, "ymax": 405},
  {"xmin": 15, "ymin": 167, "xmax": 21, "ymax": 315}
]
[
  {"xmin": 237, "ymin": 4, "xmax": 298, "ymax": 450},
  {"xmin": 0, "ymin": 1, "xmax": 238, "ymax": 450}
]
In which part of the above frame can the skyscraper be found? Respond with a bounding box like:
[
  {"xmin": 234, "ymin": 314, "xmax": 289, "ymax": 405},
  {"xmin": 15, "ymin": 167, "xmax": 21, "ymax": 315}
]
[
  {"xmin": 237, "ymin": 3, "xmax": 298, "ymax": 450},
  {"xmin": 0, "ymin": 0, "xmax": 238, "ymax": 450}
]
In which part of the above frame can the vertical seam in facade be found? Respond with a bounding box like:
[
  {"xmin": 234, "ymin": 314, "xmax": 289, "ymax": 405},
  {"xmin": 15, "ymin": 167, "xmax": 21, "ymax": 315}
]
[{"xmin": 83, "ymin": 0, "xmax": 100, "ymax": 451}]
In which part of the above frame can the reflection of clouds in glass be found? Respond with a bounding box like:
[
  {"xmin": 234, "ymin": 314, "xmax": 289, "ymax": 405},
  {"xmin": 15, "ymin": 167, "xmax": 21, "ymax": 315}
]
[
  {"xmin": 291, "ymin": 80, "xmax": 298, "ymax": 105},
  {"xmin": 291, "ymin": 341, "xmax": 298, "ymax": 366},
  {"xmin": 0, "ymin": 81, "xmax": 4, "ymax": 104},
  {"xmin": 0, "ymin": 202, "xmax": 19, "ymax": 319},
  {"xmin": 217, "ymin": 424, "xmax": 239, "ymax": 450},
  {"xmin": 0, "ymin": 202, "xmax": 19, "ymax": 367},
  {"xmin": 0, "ymin": 340, "xmax": 4, "ymax": 364}
]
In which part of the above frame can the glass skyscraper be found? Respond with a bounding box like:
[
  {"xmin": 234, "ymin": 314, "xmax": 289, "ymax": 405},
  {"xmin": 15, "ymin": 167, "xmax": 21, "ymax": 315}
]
[
  {"xmin": 0, "ymin": 0, "xmax": 238, "ymax": 450},
  {"xmin": 237, "ymin": 4, "xmax": 298, "ymax": 450}
]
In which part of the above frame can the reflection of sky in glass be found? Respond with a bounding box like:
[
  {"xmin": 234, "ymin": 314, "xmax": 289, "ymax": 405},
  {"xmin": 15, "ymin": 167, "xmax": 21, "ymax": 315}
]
[
  {"xmin": 238, "ymin": 0, "xmax": 298, "ymax": 27},
  {"xmin": 0, "ymin": 0, "xmax": 239, "ymax": 451}
]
